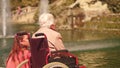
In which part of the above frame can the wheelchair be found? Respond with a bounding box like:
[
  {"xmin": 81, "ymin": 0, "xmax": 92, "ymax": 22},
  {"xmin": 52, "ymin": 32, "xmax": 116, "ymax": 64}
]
[{"xmin": 17, "ymin": 33, "xmax": 86, "ymax": 68}]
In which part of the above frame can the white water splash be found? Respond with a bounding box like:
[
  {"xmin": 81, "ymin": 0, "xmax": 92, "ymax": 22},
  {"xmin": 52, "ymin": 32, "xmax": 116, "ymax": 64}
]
[
  {"xmin": 1, "ymin": 0, "xmax": 13, "ymax": 37},
  {"xmin": 39, "ymin": 0, "xmax": 49, "ymax": 15},
  {"xmin": 2, "ymin": 0, "xmax": 7, "ymax": 37}
]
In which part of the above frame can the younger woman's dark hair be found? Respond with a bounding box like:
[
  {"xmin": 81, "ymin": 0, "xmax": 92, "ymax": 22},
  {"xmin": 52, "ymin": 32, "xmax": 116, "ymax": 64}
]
[{"xmin": 16, "ymin": 31, "xmax": 28, "ymax": 36}]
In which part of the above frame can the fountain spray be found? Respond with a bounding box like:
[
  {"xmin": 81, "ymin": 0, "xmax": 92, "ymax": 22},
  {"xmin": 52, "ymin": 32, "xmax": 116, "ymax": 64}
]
[
  {"xmin": 1, "ymin": 0, "xmax": 13, "ymax": 38},
  {"xmin": 39, "ymin": 0, "xmax": 49, "ymax": 15},
  {"xmin": 2, "ymin": 0, "xmax": 7, "ymax": 37}
]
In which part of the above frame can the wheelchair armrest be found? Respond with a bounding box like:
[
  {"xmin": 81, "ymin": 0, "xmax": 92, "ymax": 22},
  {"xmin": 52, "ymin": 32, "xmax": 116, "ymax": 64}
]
[{"xmin": 51, "ymin": 49, "xmax": 68, "ymax": 53}]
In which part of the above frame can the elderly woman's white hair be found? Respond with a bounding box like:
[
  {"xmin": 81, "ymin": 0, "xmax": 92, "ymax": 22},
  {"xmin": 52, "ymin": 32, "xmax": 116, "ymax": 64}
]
[{"xmin": 39, "ymin": 13, "xmax": 55, "ymax": 28}]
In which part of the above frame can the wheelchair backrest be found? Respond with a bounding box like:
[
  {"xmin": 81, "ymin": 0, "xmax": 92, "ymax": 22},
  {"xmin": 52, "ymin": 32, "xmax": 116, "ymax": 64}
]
[{"xmin": 30, "ymin": 33, "xmax": 49, "ymax": 68}]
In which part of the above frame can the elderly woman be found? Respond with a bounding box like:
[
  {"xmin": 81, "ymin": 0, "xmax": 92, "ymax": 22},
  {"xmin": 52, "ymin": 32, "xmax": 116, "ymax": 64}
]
[
  {"xmin": 32, "ymin": 13, "xmax": 66, "ymax": 51},
  {"xmin": 6, "ymin": 32, "xmax": 31, "ymax": 68}
]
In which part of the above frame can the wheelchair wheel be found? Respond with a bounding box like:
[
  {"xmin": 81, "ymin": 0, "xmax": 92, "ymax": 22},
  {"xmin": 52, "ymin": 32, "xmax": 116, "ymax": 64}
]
[
  {"xmin": 17, "ymin": 59, "xmax": 29, "ymax": 68},
  {"xmin": 43, "ymin": 62, "xmax": 69, "ymax": 68}
]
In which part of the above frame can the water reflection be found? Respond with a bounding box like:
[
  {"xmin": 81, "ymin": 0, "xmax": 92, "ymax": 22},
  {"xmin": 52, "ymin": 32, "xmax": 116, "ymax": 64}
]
[
  {"xmin": 59, "ymin": 30, "xmax": 120, "ymax": 42},
  {"xmin": 0, "ymin": 38, "xmax": 13, "ymax": 66},
  {"xmin": 79, "ymin": 51, "xmax": 107, "ymax": 68},
  {"xmin": 0, "ymin": 28, "xmax": 120, "ymax": 67},
  {"xmin": 72, "ymin": 46, "xmax": 120, "ymax": 68},
  {"xmin": 2, "ymin": 39, "xmax": 7, "ymax": 47},
  {"xmin": 59, "ymin": 30, "xmax": 120, "ymax": 51}
]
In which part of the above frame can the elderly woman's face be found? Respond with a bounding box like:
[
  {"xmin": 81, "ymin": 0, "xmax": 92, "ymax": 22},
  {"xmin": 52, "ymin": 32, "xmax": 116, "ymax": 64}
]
[{"xmin": 20, "ymin": 35, "xmax": 30, "ymax": 47}]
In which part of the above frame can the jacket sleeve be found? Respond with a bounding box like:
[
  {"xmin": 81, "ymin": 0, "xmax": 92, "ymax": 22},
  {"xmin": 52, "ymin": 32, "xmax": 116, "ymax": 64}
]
[{"xmin": 54, "ymin": 33, "xmax": 66, "ymax": 50}]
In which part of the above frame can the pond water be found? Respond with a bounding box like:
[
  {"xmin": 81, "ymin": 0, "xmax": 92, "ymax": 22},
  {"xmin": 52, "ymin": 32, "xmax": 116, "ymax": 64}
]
[
  {"xmin": 72, "ymin": 46, "xmax": 120, "ymax": 68},
  {"xmin": 0, "ymin": 25, "xmax": 120, "ymax": 68}
]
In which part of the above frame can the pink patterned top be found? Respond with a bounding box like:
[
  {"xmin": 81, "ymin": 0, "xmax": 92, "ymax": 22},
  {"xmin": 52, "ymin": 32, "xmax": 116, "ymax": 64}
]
[{"xmin": 6, "ymin": 50, "xmax": 31, "ymax": 68}]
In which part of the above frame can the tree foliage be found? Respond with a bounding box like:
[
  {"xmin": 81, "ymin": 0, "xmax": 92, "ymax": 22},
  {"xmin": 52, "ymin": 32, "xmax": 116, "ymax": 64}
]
[{"xmin": 100, "ymin": 0, "xmax": 120, "ymax": 13}]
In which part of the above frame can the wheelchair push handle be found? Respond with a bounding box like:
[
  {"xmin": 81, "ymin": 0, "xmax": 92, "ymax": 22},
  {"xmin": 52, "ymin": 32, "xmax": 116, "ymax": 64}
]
[{"xmin": 35, "ymin": 33, "xmax": 45, "ymax": 38}]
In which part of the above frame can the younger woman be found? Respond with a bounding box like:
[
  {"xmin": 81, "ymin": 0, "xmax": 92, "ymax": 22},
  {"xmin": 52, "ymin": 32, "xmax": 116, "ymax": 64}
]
[{"xmin": 6, "ymin": 32, "xmax": 31, "ymax": 68}]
